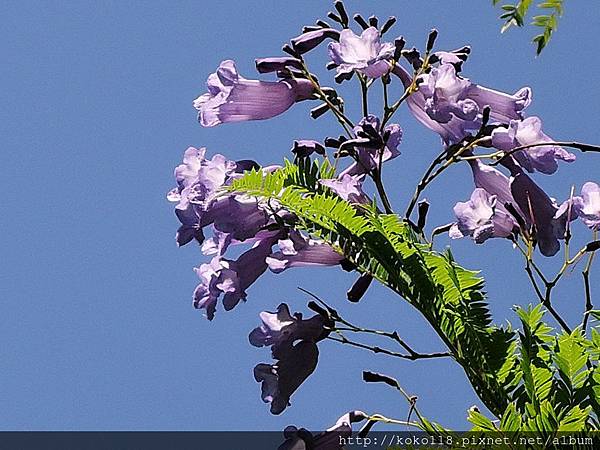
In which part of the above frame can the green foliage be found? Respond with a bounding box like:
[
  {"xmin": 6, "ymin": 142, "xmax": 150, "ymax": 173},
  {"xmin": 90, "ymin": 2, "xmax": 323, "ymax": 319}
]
[
  {"xmin": 493, "ymin": 0, "xmax": 564, "ymax": 54},
  {"xmin": 227, "ymin": 159, "xmax": 599, "ymax": 433},
  {"xmin": 467, "ymin": 304, "xmax": 599, "ymax": 434},
  {"xmin": 227, "ymin": 159, "xmax": 514, "ymax": 416}
]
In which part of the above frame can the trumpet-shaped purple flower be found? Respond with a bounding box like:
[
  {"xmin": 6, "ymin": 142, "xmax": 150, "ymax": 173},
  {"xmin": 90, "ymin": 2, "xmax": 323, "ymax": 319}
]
[
  {"xmin": 252, "ymin": 304, "xmax": 329, "ymax": 415},
  {"xmin": 266, "ymin": 231, "xmax": 344, "ymax": 274},
  {"xmin": 561, "ymin": 182, "xmax": 600, "ymax": 230},
  {"xmin": 254, "ymin": 341, "xmax": 319, "ymax": 415},
  {"xmin": 194, "ymin": 60, "xmax": 314, "ymax": 127},
  {"xmin": 392, "ymin": 63, "xmax": 531, "ymax": 145},
  {"xmin": 509, "ymin": 169, "xmax": 562, "ymax": 256},
  {"xmin": 579, "ymin": 182, "xmax": 600, "ymax": 230},
  {"xmin": 467, "ymin": 158, "xmax": 566, "ymax": 256},
  {"xmin": 492, "ymin": 117, "xmax": 575, "ymax": 174},
  {"xmin": 278, "ymin": 411, "xmax": 367, "ymax": 450},
  {"xmin": 249, "ymin": 303, "xmax": 328, "ymax": 358},
  {"xmin": 320, "ymin": 173, "xmax": 370, "ymax": 205},
  {"xmin": 193, "ymin": 230, "xmax": 283, "ymax": 319},
  {"xmin": 168, "ymin": 147, "xmax": 271, "ymax": 246},
  {"xmin": 328, "ymin": 27, "xmax": 394, "ymax": 78},
  {"xmin": 468, "ymin": 159, "xmax": 521, "ymax": 219},
  {"xmin": 340, "ymin": 115, "xmax": 403, "ymax": 177},
  {"xmin": 419, "ymin": 63, "xmax": 479, "ymax": 124},
  {"xmin": 450, "ymin": 188, "xmax": 516, "ymax": 243}
]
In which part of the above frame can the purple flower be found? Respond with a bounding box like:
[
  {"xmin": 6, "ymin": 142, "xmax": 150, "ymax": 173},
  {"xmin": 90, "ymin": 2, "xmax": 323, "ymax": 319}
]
[
  {"xmin": 254, "ymin": 341, "xmax": 319, "ymax": 415},
  {"xmin": 392, "ymin": 63, "xmax": 531, "ymax": 145},
  {"xmin": 194, "ymin": 60, "xmax": 314, "ymax": 127},
  {"xmin": 291, "ymin": 28, "xmax": 340, "ymax": 54},
  {"xmin": 249, "ymin": 303, "xmax": 328, "ymax": 358},
  {"xmin": 193, "ymin": 230, "xmax": 283, "ymax": 319},
  {"xmin": 492, "ymin": 117, "xmax": 575, "ymax": 174},
  {"xmin": 266, "ymin": 231, "xmax": 344, "ymax": 274},
  {"xmin": 168, "ymin": 147, "xmax": 271, "ymax": 246},
  {"xmin": 168, "ymin": 147, "xmax": 237, "ymax": 246},
  {"xmin": 509, "ymin": 171, "xmax": 561, "ymax": 256},
  {"xmin": 340, "ymin": 115, "xmax": 402, "ymax": 177},
  {"xmin": 419, "ymin": 63, "xmax": 479, "ymax": 124},
  {"xmin": 468, "ymin": 159, "xmax": 520, "ymax": 215},
  {"xmin": 278, "ymin": 411, "xmax": 367, "ymax": 450},
  {"xmin": 450, "ymin": 188, "xmax": 516, "ymax": 243},
  {"xmin": 320, "ymin": 173, "xmax": 370, "ymax": 205},
  {"xmin": 328, "ymin": 27, "xmax": 394, "ymax": 78},
  {"xmin": 468, "ymin": 159, "xmax": 566, "ymax": 256},
  {"xmin": 579, "ymin": 182, "xmax": 600, "ymax": 230},
  {"xmin": 559, "ymin": 182, "xmax": 600, "ymax": 230}
]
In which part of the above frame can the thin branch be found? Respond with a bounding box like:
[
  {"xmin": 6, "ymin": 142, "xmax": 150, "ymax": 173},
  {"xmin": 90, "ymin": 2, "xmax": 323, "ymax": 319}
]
[
  {"xmin": 582, "ymin": 230, "xmax": 598, "ymax": 333},
  {"xmin": 327, "ymin": 335, "xmax": 451, "ymax": 360}
]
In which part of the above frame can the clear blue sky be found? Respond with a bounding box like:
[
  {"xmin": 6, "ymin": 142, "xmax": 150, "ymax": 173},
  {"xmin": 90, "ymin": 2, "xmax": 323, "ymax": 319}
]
[{"xmin": 2, "ymin": 0, "xmax": 600, "ymax": 431}]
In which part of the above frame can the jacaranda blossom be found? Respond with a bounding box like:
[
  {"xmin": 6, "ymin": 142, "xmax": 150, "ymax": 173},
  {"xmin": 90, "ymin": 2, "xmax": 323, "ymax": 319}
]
[
  {"xmin": 266, "ymin": 231, "xmax": 344, "ymax": 274},
  {"xmin": 254, "ymin": 341, "xmax": 319, "ymax": 415},
  {"xmin": 252, "ymin": 303, "xmax": 329, "ymax": 415},
  {"xmin": 193, "ymin": 230, "xmax": 284, "ymax": 320},
  {"xmin": 340, "ymin": 115, "xmax": 402, "ymax": 177},
  {"xmin": 561, "ymin": 182, "xmax": 600, "ymax": 230},
  {"xmin": 249, "ymin": 303, "xmax": 327, "ymax": 358},
  {"xmin": 168, "ymin": 147, "xmax": 283, "ymax": 251},
  {"xmin": 467, "ymin": 158, "xmax": 567, "ymax": 256},
  {"xmin": 278, "ymin": 411, "xmax": 367, "ymax": 450},
  {"xmin": 320, "ymin": 173, "xmax": 370, "ymax": 205},
  {"xmin": 328, "ymin": 27, "xmax": 395, "ymax": 78},
  {"xmin": 392, "ymin": 63, "xmax": 531, "ymax": 145},
  {"xmin": 194, "ymin": 60, "xmax": 314, "ymax": 127},
  {"xmin": 492, "ymin": 117, "xmax": 575, "ymax": 174},
  {"xmin": 450, "ymin": 188, "xmax": 516, "ymax": 243}
]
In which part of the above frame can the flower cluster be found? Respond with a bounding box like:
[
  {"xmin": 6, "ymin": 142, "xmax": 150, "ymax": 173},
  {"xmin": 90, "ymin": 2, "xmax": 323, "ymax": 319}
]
[
  {"xmin": 170, "ymin": 0, "xmax": 600, "ymax": 436},
  {"xmin": 167, "ymin": 148, "xmax": 344, "ymax": 320},
  {"xmin": 250, "ymin": 303, "xmax": 330, "ymax": 414}
]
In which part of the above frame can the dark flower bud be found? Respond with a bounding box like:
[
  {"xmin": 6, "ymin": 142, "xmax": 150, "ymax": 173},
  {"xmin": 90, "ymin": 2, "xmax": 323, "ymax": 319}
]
[
  {"xmin": 417, "ymin": 199, "xmax": 430, "ymax": 229},
  {"xmin": 235, "ymin": 159, "xmax": 261, "ymax": 172},
  {"xmin": 334, "ymin": 1, "xmax": 349, "ymax": 26},
  {"xmin": 347, "ymin": 273, "xmax": 373, "ymax": 302},
  {"xmin": 326, "ymin": 61, "xmax": 338, "ymax": 70},
  {"xmin": 307, "ymin": 301, "xmax": 333, "ymax": 325},
  {"xmin": 426, "ymin": 28, "xmax": 439, "ymax": 52},
  {"xmin": 368, "ymin": 15, "xmax": 378, "ymax": 28},
  {"xmin": 353, "ymin": 13, "xmax": 369, "ymax": 30},
  {"xmin": 255, "ymin": 57, "xmax": 303, "ymax": 74},
  {"xmin": 363, "ymin": 370, "xmax": 399, "ymax": 388},
  {"xmin": 316, "ymin": 19, "xmax": 331, "ymax": 28},
  {"xmin": 310, "ymin": 103, "xmax": 330, "ymax": 119},
  {"xmin": 291, "ymin": 29, "xmax": 340, "ymax": 54},
  {"xmin": 324, "ymin": 137, "xmax": 341, "ymax": 148},
  {"xmin": 380, "ymin": 16, "xmax": 397, "ymax": 35},
  {"xmin": 340, "ymin": 258, "xmax": 356, "ymax": 271},
  {"xmin": 393, "ymin": 36, "xmax": 405, "ymax": 60},
  {"xmin": 282, "ymin": 44, "xmax": 301, "ymax": 59},
  {"xmin": 327, "ymin": 11, "xmax": 343, "ymax": 24},
  {"xmin": 586, "ymin": 240, "xmax": 600, "ymax": 252},
  {"xmin": 402, "ymin": 47, "xmax": 422, "ymax": 69},
  {"xmin": 480, "ymin": 105, "xmax": 491, "ymax": 128},
  {"xmin": 291, "ymin": 140, "xmax": 325, "ymax": 157},
  {"xmin": 302, "ymin": 25, "xmax": 322, "ymax": 33},
  {"xmin": 335, "ymin": 70, "xmax": 354, "ymax": 84}
]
